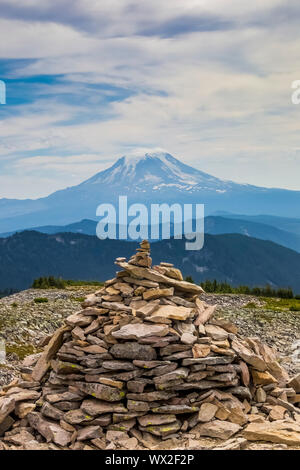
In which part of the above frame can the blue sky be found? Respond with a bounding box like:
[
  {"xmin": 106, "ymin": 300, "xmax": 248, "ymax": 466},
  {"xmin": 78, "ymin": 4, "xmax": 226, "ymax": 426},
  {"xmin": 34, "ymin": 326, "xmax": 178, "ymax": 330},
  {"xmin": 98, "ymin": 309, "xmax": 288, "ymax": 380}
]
[{"xmin": 0, "ymin": 0, "xmax": 300, "ymax": 198}]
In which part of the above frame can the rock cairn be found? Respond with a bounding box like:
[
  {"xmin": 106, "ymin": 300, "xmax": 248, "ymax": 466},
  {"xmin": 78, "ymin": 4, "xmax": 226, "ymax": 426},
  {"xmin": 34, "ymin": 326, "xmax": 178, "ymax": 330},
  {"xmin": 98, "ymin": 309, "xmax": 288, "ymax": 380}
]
[{"xmin": 1, "ymin": 240, "xmax": 300, "ymax": 450}]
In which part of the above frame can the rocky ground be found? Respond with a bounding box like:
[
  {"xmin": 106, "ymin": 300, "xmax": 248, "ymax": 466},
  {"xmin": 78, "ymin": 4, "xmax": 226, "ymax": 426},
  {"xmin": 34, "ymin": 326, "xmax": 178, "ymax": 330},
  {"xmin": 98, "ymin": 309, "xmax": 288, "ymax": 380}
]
[
  {"xmin": 1, "ymin": 287, "xmax": 300, "ymax": 451},
  {"xmin": 0, "ymin": 287, "xmax": 98, "ymax": 387}
]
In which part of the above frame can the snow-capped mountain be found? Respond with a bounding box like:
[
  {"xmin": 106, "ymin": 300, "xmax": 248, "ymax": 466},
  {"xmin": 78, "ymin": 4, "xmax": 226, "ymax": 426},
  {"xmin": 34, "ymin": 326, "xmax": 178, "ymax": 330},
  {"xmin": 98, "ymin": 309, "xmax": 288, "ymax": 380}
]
[
  {"xmin": 82, "ymin": 151, "xmax": 235, "ymax": 193},
  {"xmin": 0, "ymin": 151, "xmax": 299, "ymax": 233}
]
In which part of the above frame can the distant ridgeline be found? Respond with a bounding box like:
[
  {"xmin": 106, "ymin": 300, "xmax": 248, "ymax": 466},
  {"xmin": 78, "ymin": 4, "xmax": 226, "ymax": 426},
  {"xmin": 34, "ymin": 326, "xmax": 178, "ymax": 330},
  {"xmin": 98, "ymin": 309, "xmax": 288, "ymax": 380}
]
[
  {"xmin": 0, "ymin": 288, "xmax": 18, "ymax": 298},
  {"xmin": 0, "ymin": 232, "xmax": 300, "ymax": 294}
]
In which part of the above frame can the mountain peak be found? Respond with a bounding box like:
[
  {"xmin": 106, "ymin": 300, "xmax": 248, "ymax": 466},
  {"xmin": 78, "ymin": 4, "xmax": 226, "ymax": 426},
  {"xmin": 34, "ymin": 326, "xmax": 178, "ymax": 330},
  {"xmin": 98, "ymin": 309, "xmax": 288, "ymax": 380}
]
[
  {"xmin": 1, "ymin": 151, "xmax": 300, "ymax": 234},
  {"xmin": 82, "ymin": 150, "xmax": 226, "ymax": 191},
  {"xmin": 116, "ymin": 150, "xmax": 173, "ymax": 174},
  {"xmin": 121, "ymin": 149, "xmax": 170, "ymax": 164}
]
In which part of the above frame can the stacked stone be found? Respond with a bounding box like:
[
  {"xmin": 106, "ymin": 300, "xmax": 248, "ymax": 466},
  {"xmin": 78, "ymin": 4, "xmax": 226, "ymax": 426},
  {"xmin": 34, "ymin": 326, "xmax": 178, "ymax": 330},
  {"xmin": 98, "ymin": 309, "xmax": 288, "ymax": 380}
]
[{"xmin": 1, "ymin": 240, "xmax": 300, "ymax": 450}]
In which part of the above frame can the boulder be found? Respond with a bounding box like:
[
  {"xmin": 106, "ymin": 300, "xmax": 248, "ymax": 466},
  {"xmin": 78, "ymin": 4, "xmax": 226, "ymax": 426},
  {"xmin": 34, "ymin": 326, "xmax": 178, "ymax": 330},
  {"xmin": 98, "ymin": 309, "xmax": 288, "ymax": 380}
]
[
  {"xmin": 243, "ymin": 421, "xmax": 300, "ymax": 446},
  {"xmin": 197, "ymin": 420, "xmax": 241, "ymax": 440}
]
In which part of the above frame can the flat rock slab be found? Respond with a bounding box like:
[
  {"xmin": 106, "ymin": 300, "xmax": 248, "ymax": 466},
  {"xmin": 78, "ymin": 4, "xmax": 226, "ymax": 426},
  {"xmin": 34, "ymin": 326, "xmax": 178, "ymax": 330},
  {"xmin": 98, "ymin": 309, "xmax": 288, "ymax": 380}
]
[
  {"xmin": 81, "ymin": 399, "xmax": 127, "ymax": 416},
  {"xmin": 154, "ymin": 266, "xmax": 183, "ymax": 281},
  {"xmin": 117, "ymin": 262, "xmax": 203, "ymax": 294},
  {"xmin": 133, "ymin": 360, "xmax": 172, "ymax": 369},
  {"xmin": 143, "ymin": 288, "xmax": 174, "ymax": 301},
  {"xmin": 66, "ymin": 313, "xmax": 94, "ymax": 327},
  {"xmin": 123, "ymin": 277, "xmax": 159, "ymax": 288},
  {"xmin": 169, "ymin": 297, "xmax": 194, "ymax": 308},
  {"xmin": 139, "ymin": 420, "xmax": 181, "ymax": 437},
  {"xmin": 205, "ymin": 324, "xmax": 228, "ymax": 341},
  {"xmin": 136, "ymin": 303, "xmax": 160, "ymax": 316},
  {"xmin": 112, "ymin": 323, "xmax": 169, "ymax": 340},
  {"xmin": 243, "ymin": 421, "xmax": 300, "ymax": 446},
  {"xmin": 192, "ymin": 344, "xmax": 211, "ymax": 358},
  {"xmin": 213, "ymin": 437, "xmax": 247, "ymax": 450},
  {"xmin": 268, "ymin": 406, "xmax": 288, "ymax": 421},
  {"xmin": 6, "ymin": 389, "xmax": 41, "ymax": 403},
  {"xmin": 194, "ymin": 301, "xmax": 216, "ymax": 326},
  {"xmin": 127, "ymin": 391, "xmax": 176, "ymax": 402},
  {"xmin": 28, "ymin": 412, "xmax": 72, "ymax": 447},
  {"xmin": 181, "ymin": 333, "xmax": 197, "ymax": 345},
  {"xmin": 198, "ymin": 403, "xmax": 218, "ymax": 422},
  {"xmin": 32, "ymin": 325, "xmax": 70, "ymax": 381},
  {"xmin": 102, "ymin": 361, "xmax": 136, "ymax": 371},
  {"xmin": 251, "ymin": 370, "xmax": 277, "ymax": 386},
  {"xmin": 137, "ymin": 414, "xmax": 176, "ymax": 427},
  {"xmin": 0, "ymin": 397, "xmax": 15, "ymax": 425},
  {"xmin": 154, "ymin": 368, "xmax": 189, "ymax": 384},
  {"xmin": 231, "ymin": 338, "xmax": 267, "ymax": 372},
  {"xmin": 77, "ymin": 425, "xmax": 102, "ymax": 441},
  {"xmin": 288, "ymin": 373, "xmax": 300, "ymax": 393},
  {"xmin": 46, "ymin": 391, "xmax": 84, "ymax": 404},
  {"xmin": 182, "ymin": 356, "xmax": 234, "ymax": 366},
  {"xmin": 110, "ymin": 342, "xmax": 157, "ymax": 361},
  {"xmin": 151, "ymin": 405, "xmax": 199, "ymax": 414},
  {"xmin": 76, "ymin": 383, "xmax": 125, "ymax": 402},
  {"xmin": 143, "ymin": 363, "xmax": 178, "ymax": 377},
  {"xmin": 101, "ymin": 302, "xmax": 132, "ymax": 313},
  {"xmin": 197, "ymin": 420, "xmax": 241, "ymax": 440},
  {"xmin": 150, "ymin": 305, "xmax": 192, "ymax": 321}
]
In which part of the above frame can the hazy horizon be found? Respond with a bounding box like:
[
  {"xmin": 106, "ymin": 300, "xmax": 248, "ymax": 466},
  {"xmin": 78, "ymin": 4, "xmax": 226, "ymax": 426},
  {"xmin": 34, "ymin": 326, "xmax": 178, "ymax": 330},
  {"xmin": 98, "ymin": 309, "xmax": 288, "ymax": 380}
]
[{"xmin": 1, "ymin": 150, "xmax": 300, "ymax": 202}]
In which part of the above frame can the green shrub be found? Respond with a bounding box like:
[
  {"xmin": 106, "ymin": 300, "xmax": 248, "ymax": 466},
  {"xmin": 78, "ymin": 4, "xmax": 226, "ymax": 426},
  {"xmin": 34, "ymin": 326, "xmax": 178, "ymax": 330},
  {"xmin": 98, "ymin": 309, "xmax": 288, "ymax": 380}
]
[
  {"xmin": 6, "ymin": 344, "xmax": 39, "ymax": 360},
  {"xmin": 32, "ymin": 277, "xmax": 104, "ymax": 289},
  {"xmin": 72, "ymin": 297, "xmax": 85, "ymax": 302},
  {"xmin": 34, "ymin": 297, "xmax": 49, "ymax": 304},
  {"xmin": 199, "ymin": 279, "xmax": 295, "ymax": 299},
  {"xmin": 32, "ymin": 276, "xmax": 65, "ymax": 289},
  {"xmin": 290, "ymin": 305, "xmax": 300, "ymax": 312},
  {"xmin": 64, "ymin": 280, "xmax": 104, "ymax": 287},
  {"xmin": 244, "ymin": 302, "xmax": 257, "ymax": 309}
]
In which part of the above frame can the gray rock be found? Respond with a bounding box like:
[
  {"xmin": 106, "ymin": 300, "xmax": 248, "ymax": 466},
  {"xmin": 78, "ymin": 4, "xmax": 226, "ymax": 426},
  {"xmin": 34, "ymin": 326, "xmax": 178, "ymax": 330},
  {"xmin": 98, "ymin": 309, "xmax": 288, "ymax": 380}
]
[
  {"xmin": 0, "ymin": 396, "xmax": 15, "ymax": 425},
  {"xmin": 153, "ymin": 368, "xmax": 189, "ymax": 384},
  {"xmin": 41, "ymin": 402, "xmax": 64, "ymax": 421},
  {"xmin": 81, "ymin": 399, "xmax": 127, "ymax": 416},
  {"xmin": 112, "ymin": 323, "xmax": 169, "ymax": 340},
  {"xmin": 182, "ymin": 356, "xmax": 234, "ymax": 366},
  {"xmin": 28, "ymin": 412, "xmax": 72, "ymax": 446},
  {"xmin": 139, "ymin": 420, "xmax": 181, "ymax": 437},
  {"xmin": 110, "ymin": 342, "xmax": 157, "ymax": 360},
  {"xmin": 127, "ymin": 391, "xmax": 176, "ymax": 402},
  {"xmin": 151, "ymin": 405, "xmax": 199, "ymax": 414},
  {"xmin": 75, "ymin": 382, "xmax": 126, "ymax": 402},
  {"xmin": 197, "ymin": 420, "xmax": 241, "ymax": 440},
  {"xmin": 77, "ymin": 426, "xmax": 102, "ymax": 441},
  {"xmin": 102, "ymin": 360, "xmax": 136, "ymax": 371}
]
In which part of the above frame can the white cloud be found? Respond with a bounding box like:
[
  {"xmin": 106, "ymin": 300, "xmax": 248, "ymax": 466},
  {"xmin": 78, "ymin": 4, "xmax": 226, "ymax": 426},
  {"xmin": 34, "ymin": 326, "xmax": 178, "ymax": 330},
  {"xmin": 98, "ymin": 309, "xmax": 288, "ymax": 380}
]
[{"xmin": 0, "ymin": 0, "xmax": 299, "ymax": 197}]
